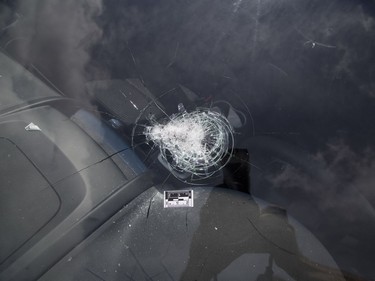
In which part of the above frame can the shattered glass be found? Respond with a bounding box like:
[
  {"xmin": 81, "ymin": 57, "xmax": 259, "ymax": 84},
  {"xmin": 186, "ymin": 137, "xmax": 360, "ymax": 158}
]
[
  {"xmin": 1, "ymin": 0, "xmax": 375, "ymax": 280},
  {"xmin": 142, "ymin": 105, "xmax": 234, "ymax": 183}
]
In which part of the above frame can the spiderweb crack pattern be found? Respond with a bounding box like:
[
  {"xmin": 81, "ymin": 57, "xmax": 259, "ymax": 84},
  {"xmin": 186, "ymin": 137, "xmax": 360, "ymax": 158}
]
[{"xmin": 144, "ymin": 107, "xmax": 234, "ymax": 182}]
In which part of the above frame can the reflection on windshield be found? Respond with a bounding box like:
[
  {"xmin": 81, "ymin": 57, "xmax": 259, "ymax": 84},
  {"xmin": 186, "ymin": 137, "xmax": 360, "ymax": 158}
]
[
  {"xmin": 39, "ymin": 186, "xmax": 359, "ymax": 281},
  {"xmin": 0, "ymin": 52, "xmax": 58, "ymax": 110},
  {"xmin": 1, "ymin": 0, "xmax": 375, "ymax": 280}
]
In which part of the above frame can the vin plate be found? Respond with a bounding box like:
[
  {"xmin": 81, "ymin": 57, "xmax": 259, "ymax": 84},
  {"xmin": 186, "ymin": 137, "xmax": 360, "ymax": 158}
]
[{"xmin": 164, "ymin": 190, "xmax": 194, "ymax": 208}]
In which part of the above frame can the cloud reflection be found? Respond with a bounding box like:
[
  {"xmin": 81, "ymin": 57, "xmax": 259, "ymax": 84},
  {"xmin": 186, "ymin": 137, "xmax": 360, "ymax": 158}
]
[
  {"xmin": 4, "ymin": 0, "xmax": 103, "ymax": 98},
  {"xmin": 266, "ymin": 139, "xmax": 375, "ymax": 277}
]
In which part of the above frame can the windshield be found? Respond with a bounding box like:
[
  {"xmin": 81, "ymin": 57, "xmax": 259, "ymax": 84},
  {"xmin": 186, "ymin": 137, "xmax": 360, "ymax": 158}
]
[
  {"xmin": 1, "ymin": 1, "xmax": 375, "ymax": 280},
  {"xmin": 0, "ymin": 51, "xmax": 58, "ymax": 110}
]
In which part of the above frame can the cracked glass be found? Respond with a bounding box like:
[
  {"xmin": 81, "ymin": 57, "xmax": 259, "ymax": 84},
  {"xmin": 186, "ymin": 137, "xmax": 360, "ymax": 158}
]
[{"xmin": 0, "ymin": 0, "xmax": 375, "ymax": 280}]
